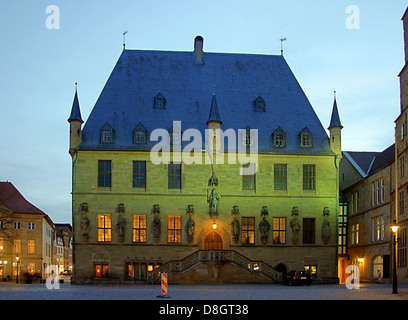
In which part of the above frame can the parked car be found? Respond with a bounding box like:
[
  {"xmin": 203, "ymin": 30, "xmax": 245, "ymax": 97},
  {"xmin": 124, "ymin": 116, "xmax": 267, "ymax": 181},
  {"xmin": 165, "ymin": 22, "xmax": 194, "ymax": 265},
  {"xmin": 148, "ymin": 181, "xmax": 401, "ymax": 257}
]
[{"xmin": 284, "ymin": 270, "xmax": 312, "ymax": 286}]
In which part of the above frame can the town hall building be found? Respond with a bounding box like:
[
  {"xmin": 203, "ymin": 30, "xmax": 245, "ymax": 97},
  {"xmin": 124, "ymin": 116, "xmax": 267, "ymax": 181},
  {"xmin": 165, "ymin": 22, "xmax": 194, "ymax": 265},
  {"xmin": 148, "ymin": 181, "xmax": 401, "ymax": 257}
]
[{"xmin": 68, "ymin": 36, "xmax": 342, "ymax": 284}]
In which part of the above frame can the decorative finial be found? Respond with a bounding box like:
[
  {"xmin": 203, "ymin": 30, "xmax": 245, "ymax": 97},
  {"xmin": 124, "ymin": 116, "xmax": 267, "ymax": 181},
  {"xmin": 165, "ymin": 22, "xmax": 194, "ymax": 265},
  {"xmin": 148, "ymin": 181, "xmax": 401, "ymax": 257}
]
[
  {"xmin": 212, "ymin": 84, "xmax": 216, "ymax": 96},
  {"xmin": 75, "ymin": 82, "xmax": 78, "ymax": 92},
  {"xmin": 334, "ymin": 90, "xmax": 336, "ymax": 99}
]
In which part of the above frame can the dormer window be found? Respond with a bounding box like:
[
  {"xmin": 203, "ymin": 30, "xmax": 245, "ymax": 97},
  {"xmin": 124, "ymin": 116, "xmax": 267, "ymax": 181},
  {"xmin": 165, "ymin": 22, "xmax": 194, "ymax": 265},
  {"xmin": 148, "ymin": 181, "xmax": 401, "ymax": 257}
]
[
  {"xmin": 272, "ymin": 127, "xmax": 286, "ymax": 147},
  {"xmin": 242, "ymin": 125, "xmax": 256, "ymax": 147},
  {"xmin": 154, "ymin": 93, "xmax": 166, "ymax": 109},
  {"xmin": 100, "ymin": 122, "xmax": 115, "ymax": 144},
  {"xmin": 253, "ymin": 96, "xmax": 265, "ymax": 112},
  {"xmin": 133, "ymin": 123, "xmax": 148, "ymax": 144},
  {"xmin": 299, "ymin": 127, "xmax": 313, "ymax": 147}
]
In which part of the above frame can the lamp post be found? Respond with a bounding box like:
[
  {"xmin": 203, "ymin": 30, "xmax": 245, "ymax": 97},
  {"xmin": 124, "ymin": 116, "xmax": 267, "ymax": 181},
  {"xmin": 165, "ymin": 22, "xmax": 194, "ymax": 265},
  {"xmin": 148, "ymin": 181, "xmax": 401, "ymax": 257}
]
[
  {"xmin": 15, "ymin": 255, "xmax": 20, "ymax": 284},
  {"xmin": 390, "ymin": 220, "xmax": 399, "ymax": 294}
]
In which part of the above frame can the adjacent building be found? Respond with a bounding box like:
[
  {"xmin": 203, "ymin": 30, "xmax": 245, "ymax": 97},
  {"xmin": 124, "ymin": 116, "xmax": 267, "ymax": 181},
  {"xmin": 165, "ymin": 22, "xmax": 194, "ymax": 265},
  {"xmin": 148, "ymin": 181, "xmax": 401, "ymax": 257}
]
[
  {"xmin": 394, "ymin": 6, "xmax": 408, "ymax": 283},
  {"xmin": 339, "ymin": 145, "xmax": 395, "ymax": 282},
  {"xmin": 0, "ymin": 182, "xmax": 72, "ymax": 282},
  {"xmin": 69, "ymin": 36, "xmax": 342, "ymax": 284}
]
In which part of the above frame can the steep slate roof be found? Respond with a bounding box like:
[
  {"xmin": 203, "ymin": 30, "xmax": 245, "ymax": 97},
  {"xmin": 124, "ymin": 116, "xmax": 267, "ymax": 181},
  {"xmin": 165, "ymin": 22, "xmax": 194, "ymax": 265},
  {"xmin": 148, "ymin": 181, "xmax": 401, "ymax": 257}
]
[
  {"xmin": 343, "ymin": 144, "xmax": 395, "ymax": 178},
  {"xmin": 0, "ymin": 182, "xmax": 45, "ymax": 214},
  {"xmin": 79, "ymin": 46, "xmax": 331, "ymax": 154}
]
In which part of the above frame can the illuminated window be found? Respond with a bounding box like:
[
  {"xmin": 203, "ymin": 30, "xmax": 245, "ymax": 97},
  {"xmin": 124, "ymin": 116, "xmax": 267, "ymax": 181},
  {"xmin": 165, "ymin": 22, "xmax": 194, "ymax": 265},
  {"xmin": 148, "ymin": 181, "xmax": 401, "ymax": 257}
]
[
  {"xmin": 97, "ymin": 214, "xmax": 112, "ymax": 242},
  {"xmin": 167, "ymin": 216, "xmax": 181, "ymax": 243},
  {"xmin": 242, "ymin": 217, "xmax": 255, "ymax": 244},
  {"xmin": 28, "ymin": 240, "xmax": 35, "ymax": 253},
  {"xmin": 273, "ymin": 217, "xmax": 286, "ymax": 244},
  {"xmin": 398, "ymin": 228, "xmax": 407, "ymax": 268},
  {"xmin": 351, "ymin": 223, "xmax": 359, "ymax": 245},
  {"xmin": 338, "ymin": 204, "xmax": 348, "ymax": 255},
  {"xmin": 95, "ymin": 264, "xmax": 109, "ymax": 278},
  {"xmin": 373, "ymin": 256, "xmax": 383, "ymax": 278},
  {"xmin": 0, "ymin": 238, "xmax": 4, "ymax": 252},
  {"xmin": 372, "ymin": 215, "xmax": 384, "ymax": 242},
  {"xmin": 13, "ymin": 240, "xmax": 21, "ymax": 253},
  {"xmin": 133, "ymin": 215, "xmax": 147, "ymax": 243},
  {"xmin": 304, "ymin": 265, "xmax": 317, "ymax": 278},
  {"xmin": 27, "ymin": 263, "xmax": 35, "ymax": 275}
]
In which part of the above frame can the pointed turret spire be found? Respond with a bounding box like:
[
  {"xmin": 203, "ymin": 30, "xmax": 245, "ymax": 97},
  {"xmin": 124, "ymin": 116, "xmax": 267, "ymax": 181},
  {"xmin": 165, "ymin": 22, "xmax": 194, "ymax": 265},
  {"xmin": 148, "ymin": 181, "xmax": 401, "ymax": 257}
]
[
  {"xmin": 207, "ymin": 87, "xmax": 222, "ymax": 125},
  {"xmin": 68, "ymin": 83, "xmax": 84, "ymax": 156},
  {"xmin": 328, "ymin": 91, "xmax": 342, "ymax": 129},
  {"xmin": 68, "ymin": 83, "xmax": 84, "ymax": 124}
]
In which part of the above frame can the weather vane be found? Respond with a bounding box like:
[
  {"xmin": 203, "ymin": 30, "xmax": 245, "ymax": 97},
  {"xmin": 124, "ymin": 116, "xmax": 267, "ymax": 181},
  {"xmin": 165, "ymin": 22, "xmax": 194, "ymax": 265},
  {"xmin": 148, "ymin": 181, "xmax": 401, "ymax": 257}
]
[
  {"xmin": 280, "ymin": 37, "xmax": 287, "ymax": 56},
  {"xmin": 123, "ymin": 31, "xmax": 128, "ymax": 50}
]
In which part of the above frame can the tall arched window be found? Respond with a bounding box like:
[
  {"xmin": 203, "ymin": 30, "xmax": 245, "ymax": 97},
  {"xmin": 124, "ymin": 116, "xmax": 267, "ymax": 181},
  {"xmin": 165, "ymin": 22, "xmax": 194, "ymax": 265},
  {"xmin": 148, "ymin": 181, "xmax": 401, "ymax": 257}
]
[{"xmin": 373, "ymin": 256, "xmax": 383, "ymax": 278}]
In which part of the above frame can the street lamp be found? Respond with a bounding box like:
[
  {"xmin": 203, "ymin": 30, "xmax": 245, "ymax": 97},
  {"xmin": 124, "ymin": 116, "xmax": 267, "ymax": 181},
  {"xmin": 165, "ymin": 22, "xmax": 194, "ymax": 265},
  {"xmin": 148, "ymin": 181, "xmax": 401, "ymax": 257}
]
[
  {"xmin": 390, "ymin": 220, "xmax": 399, "ymax": 294},
  {"xmin": 15, "ymin": 255, "xmax": 20, "ymax": 284}
]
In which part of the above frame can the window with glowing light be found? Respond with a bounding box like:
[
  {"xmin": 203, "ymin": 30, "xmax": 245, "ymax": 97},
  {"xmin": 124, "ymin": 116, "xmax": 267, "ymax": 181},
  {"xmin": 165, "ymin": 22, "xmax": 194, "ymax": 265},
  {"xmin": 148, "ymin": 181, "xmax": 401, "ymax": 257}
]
[
  {"xmin": 168, "ymin": 216, "xmax": 181, "ymax": 243},
  {"xmin": 97, "ymin": 214, "xmax": 112, "ymax": 242},
  {"xmin": 242, "ymin": 217, "xmax": 255, "ymax": 244}
]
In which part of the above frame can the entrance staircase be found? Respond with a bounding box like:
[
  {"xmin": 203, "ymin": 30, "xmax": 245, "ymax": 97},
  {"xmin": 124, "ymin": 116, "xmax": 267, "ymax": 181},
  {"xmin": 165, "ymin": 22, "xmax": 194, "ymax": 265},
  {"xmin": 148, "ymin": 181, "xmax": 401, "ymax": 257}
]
[{"xmin": 151, "ymin": 250, "xmax": 282, "ymax": 284}]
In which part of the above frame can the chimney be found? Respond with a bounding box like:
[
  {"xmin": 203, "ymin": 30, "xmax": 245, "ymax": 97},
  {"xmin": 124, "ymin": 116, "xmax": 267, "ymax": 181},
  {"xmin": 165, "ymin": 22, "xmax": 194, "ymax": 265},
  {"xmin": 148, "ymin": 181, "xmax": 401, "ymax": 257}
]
[{"xmin": 194, "ymin": 36, "xmax": 204, "ymax": 64}]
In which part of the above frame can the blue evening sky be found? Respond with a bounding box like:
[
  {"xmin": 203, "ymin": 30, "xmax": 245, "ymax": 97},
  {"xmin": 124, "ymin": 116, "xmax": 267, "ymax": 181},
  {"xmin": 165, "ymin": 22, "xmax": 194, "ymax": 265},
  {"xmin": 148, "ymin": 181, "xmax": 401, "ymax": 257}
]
[{"xmin": 0, "ymin": 0, "xmax": 406, "ymax": 223}]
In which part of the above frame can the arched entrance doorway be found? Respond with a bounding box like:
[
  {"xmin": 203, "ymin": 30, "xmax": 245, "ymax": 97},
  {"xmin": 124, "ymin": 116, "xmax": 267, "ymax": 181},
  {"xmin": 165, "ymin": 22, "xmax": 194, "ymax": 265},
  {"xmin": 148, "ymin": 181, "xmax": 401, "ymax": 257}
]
[{"xmin": 204, "ymin": 231, "xmax": 223, "ymax": 250}]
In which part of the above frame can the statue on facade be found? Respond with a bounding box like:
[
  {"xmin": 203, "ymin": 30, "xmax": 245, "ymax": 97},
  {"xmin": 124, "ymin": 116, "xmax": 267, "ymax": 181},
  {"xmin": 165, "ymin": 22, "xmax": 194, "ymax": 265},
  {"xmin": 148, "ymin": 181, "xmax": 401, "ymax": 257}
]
[
  {"xmin": 151, "ymin": 204, "xmax": 161, "ymax": 242},
  {"xmin": 259, "ymin": 206, "xmax": 270, "ymax": 244},
  {"xmin": 185, "ymin": 205, "xmax": 195, "ymax": 243},
  {"xmin": 231, "ymin": 205, "xmax": 240, "ymax": 243},
  {"xmin": 80, "ymin": 203, "xmax": 90, "ymax": 241},
  {"xmin": 115, "ymin": 203, "xmax": 126, "ymax": 242},
  {"xmin": 290, "ymin": 207, "xmax": 300, "ymax": 245},
  {"xmin": 208, "ymin": 188, "xmax": 220, "ymax": 217},
  {"xmin": 321, "ymin": 207, "xmax": 330, "ymax": 244},
  {"xmin": 207, "ymin": 172, "xmax": 220, "ymax": 218},
  {"xmin": 117, "ymin": 214, "xmax": 126, "ymax": 242}
]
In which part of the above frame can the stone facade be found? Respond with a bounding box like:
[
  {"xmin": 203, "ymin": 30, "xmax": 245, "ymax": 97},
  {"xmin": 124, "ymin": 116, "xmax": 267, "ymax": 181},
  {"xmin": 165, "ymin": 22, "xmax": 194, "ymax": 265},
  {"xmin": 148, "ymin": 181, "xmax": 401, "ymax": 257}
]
[{"xmin": 69, "ymin": 37, "xmax": 341, "ymax": 284}]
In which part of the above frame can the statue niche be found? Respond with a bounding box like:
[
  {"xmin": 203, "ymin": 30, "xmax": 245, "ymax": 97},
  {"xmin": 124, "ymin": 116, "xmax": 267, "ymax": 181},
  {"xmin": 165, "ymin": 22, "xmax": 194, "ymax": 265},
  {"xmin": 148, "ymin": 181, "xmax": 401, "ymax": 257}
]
[
  {"xmin": 151, "ymin": 204, "xmax": 161, "ymax": 242},
  {"xmin": 259, "ymin": 206, "xmax": 270, "ymax": 244},
  {"xmin": 116, "ymin": 203, "xmax": 126, "ymax": 242},
  {"xmin": 231, "ymin": 205, "xmax": 240, "ymax": 244},
  {"xmin": 321, "ymin": 207, "xmax": 330, "ymax": 245},
  {"xmin": 289, "ymin": 207, "xmax": 300, "ymax": 245},
  {"xmin": 185, "ymin": 205, "xmax": 195, "ymax": 243},
  {"xmin": 80, "ymin": 203, "xmax": 90, "ymax": 242}
]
